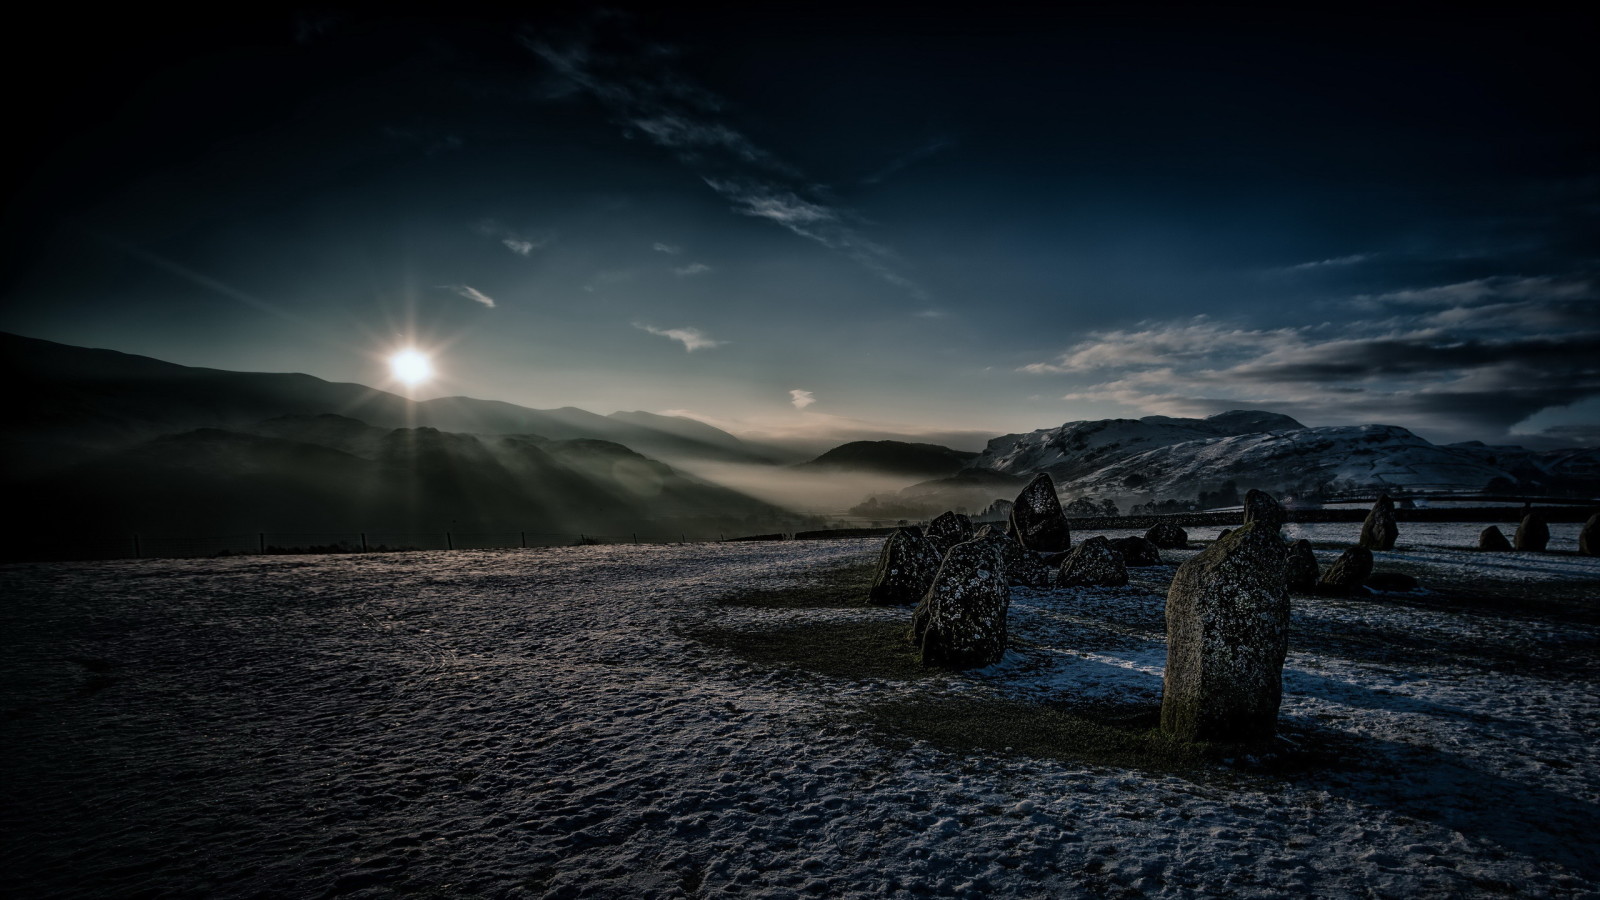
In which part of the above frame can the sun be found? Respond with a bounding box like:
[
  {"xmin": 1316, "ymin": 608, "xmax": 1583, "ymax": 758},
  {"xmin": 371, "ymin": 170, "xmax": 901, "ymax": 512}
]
[{"xmin": 389, "ymin": 348, "xmax": 434, "ymax": 386}]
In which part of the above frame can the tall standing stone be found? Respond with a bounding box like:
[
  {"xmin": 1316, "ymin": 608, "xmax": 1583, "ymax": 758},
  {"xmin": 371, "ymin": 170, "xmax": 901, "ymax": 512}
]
[
  {"xmin": 1145, "ymin": 523, "xmax": 1189, "ymax": 549},
  {"xmin": 1010, "ymin": 473, "xmax": 1071, "ymax": 553},
  {"xmin": 974, "ymin": 525, "xmax": 1052, "ymax": 588},
  {"xmin": 925, "ymin": 511, "xmax": 976, "ymax": 558},
  {"xmin": 869, "ymin": 527, "xmax": 940, "ymax": 605},
  {"xmin": 1242, "ymin": 489, "xmax": 1286, "ymax": 532},
  {"xmin": 1161, "ymin": 522, "xmax": 1290, "ymax": 743},
  {"xmin": 908, "ymin": 539, "xmax": 1010, "ymax": 669},
  {"xmin": 1478, "ymin": 526, "xmax": 1512, "ymax": 551},
  {"xmin": 1580, "ymin": 514, "xmax": 1599, "ymax": 557},
  {"xmin": 1056, "ymin": 535, "xmax": 1129, "ymax": 587},
  {"xmin": 1284, "ymin": 539, "xmax": 1319, "ymax": 591},
  {"xmin": 1318, "ymin": 547, "xmax": 1373, "ymax": 595},
  {"xmin": 1359, "ymin": 494, "xmax": 1399, "ymax": 551},
  {"xmin": 1514, "ymin": 512, "xmax": 1549, "ymax": 552}
]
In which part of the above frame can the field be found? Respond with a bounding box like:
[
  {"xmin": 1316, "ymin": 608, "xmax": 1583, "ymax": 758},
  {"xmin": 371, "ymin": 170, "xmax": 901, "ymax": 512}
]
[{"xmin": 2, "ymin": 527, "xmax": 1597, "ymax": 898}]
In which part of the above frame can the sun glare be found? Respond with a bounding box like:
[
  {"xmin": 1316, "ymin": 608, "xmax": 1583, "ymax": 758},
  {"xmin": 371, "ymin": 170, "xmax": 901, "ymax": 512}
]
[{"xmin": 389, "ymin": 348, "xmax": 434, "ymax": 386}]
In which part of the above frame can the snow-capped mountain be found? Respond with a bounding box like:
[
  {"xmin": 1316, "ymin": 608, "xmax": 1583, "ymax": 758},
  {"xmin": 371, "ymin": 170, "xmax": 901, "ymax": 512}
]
[{"xmin": 974, "ymin": 411, "xmax": 1306, "ymax": 481}]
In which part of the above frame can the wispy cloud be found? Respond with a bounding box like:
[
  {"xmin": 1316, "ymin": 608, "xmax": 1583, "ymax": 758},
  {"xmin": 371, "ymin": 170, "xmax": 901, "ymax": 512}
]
[
  {"xmin": 637, "ymin": 323, "xmax": 724, "ymax": 352},
  {"xmin": 673, "ymin": 262, "xmax": 712, "ymax": 276},
  {"xmin": 861, "ymin": 137, "xmax": 954, "ymax": 186},
  {"xmin": 913, "ymin": 309, "xmax": 947, "ymax": 319},
  {"xmin": 442, "ymin": 284, "xmax": 497, "ymax": 308},
  {"xmin": 790, "ymin": 389, "xmax": 816, "ymax": 409},
  {"xmin": 476, "ymin": 219, "xmax": 552, "ymax": 256},
  {"xmin": 653, "ymin": 242, "xmax": 682, "ymax": 255},
  {"xmin": 1275, "ymin": 252, "xmax": 1374, "ymax": 273},
  {"xmin": 1354, "ymin": 275, "xmax": 1593, "ymax": 307}
]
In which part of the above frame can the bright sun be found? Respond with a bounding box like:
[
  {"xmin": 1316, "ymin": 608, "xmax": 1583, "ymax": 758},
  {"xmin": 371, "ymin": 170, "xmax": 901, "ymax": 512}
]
[{"xmin": 389, "ymin": 348, "xmax": 434, "ymax": 386}]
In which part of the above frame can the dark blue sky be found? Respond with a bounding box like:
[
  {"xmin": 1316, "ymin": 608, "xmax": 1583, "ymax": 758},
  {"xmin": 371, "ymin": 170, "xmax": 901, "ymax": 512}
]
[{"xmin": 3, "ymin": 4, "xmax": 1595, "ymax": 447}]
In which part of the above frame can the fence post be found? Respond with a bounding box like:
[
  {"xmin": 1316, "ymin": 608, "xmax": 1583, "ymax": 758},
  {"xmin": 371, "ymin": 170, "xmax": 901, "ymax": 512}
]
[
  {"xmin": 632, "ymin": 532, "xmax": 637, "ymax": 543},
  {"xmin": 446, "ymin": 532, "xmax": 453, "ymax": 551},
  {"xmin": 681, "ymin": 533, "xmax": 687, "ymax": 543},
  {"xmin": 361, "ymin": 532, "xmax": 368, "ymax": 552},
  {"xmin": 520, "ymin": 531, "xmax": 526, "ymax": 548},
  {"xmin": 132, "ymin": 533, "xmax": 141, "ymax": 559}
]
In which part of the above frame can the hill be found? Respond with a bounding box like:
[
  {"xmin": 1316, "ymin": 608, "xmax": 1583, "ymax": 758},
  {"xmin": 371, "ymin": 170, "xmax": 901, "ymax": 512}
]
[{"xmin": 798, "ymin": 440, "xmax": 978, "ymax": 479}]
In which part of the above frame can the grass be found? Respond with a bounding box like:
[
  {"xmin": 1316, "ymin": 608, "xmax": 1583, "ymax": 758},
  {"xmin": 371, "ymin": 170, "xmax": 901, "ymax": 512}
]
[
  {"xmin": 710, "ymin": 558, "xmax": 878, "ymax": 609},
  {"xmin": 692, "ymin": 619, "xmax": 932, "ymax": 681}
]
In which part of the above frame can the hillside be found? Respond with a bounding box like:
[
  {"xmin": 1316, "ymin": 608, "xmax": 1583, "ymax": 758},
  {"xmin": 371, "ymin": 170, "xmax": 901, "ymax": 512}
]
[{"xmin": 798, "ymin": 440, "xmax": 978, "ymax": 479}]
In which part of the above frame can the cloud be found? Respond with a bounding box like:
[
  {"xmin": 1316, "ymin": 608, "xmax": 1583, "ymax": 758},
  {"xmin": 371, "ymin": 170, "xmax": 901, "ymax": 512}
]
[
  {"xmin": 673, "ymin": 262, "xmax": 712, "ymax": 276},
  {"xmin": 861, "ymin": 137, "xmax": 954, "ymax": 186},
  {"xmin": 789, "ymin": 390, "xmax": 816, "ymax": 409},
  {"xmin": 442, "ymin": 284, "xmax": 496, "ymax": 308},
  {"xmin": 653, "ymin": 242, "xmax": 682, "ymax": 254},
  {"xmin": 1273, "ymin": 253, "xmax": 1374, "ymax": 273},
  {"xmin": 913, "ymin": 309, "xmax": 947, "ymax": 318},
  {"xmin": 476, "ymin": 219, "xmax": 551, "ymax": 256},
  {"xmin": 637, "ymin": 323, "xmax": 724, "ymax": 352},
  {"xmin": 1354, "ymin": 275, "xmax": 1593, "ymax": 307}
]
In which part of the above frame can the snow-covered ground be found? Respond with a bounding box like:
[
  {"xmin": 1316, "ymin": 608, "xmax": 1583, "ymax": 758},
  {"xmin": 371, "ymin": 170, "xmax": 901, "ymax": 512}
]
[{"xmin": 2, "ymin": 537, "xmax": 1597, "ymax": 898}]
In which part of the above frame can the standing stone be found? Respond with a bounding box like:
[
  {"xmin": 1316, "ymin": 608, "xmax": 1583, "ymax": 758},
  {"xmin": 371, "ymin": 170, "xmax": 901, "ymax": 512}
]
[
  {"xmin": 1057, "ymin": 535, "xmax": 1129, "ymax": 587},
  {"xmin": 975, "ymin": 525, "xmax": 1053, "ymax": 588},
  {"xmin": 1359, "ymin": 494, "xmax": 1399, "ymax": 551},
  {"xmin": 1478, "ymin": 526, "xmax": 1512, "ymax": 551},
  {"xmin": 1284, "ymin": 539, "xmax": 1319, "ymax": 591},
  {"xmin": 925, "ymin": 511, "xmax": 976, "ymax": 558},
  {"xmin": 1145, "ymin": 523, "xmax": 1189, "ymax": 549},
  {"xmin": 1514, "ymin": 513, "xmax": 1549, "ymax": 552},
  {"xmin": 869, "ymin": 527, "xmax": 940, "ymax": 605},
  {"xmin": 1161, "ymin": 522, "xmax": 1290, "ymax": 743},
  {"xmin": 1581, "ymin": 514, "xmax": 1599, "ymax": 556},
  {"xmin": 1010, "ymin": 473, "xmax": 1071, "ymax": 553},
  {"xmin": 1215, "ymin": 528, "xmax": 1234, "ymax": 542},
  {"xmin": 907, "ymin": 539, "xmax": 1010, "ymax": 669},
  {"xmin": 1318, "ymin": 547, "xmax": 1374, "ymax": 595},
  {"xmin": 1109, "ymin": 536, "xmax": 1162, "ymax": 567},
  {"xmin": 1242, "ymin": 489, "xmax": 1286, "ymax": 532}
]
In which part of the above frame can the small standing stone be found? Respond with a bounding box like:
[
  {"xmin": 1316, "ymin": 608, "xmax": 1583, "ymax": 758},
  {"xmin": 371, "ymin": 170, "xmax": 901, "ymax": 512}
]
[
  {"xmin": 1581, "ymin": 514, "xmax": 1599, "ymax": 557},
  {"xmin": 1010, "ymin": 473, "xmax": 1071, "ymax": 553},
  {"xmin": 1284, "ymin": 539, "xmax": 1319, "ymax": 591},
  {"xmin": 1057, "ymin": 535, "xmax": 1129, "ymax": 587},
  {"xmin": 1242, "ymin": 488, "xmax": 1286, "ymax": 532},
  {"xmin": 908, "ymin": 539, "xmax": 1010, "ymax": 669},
  {"xmin": 1109, "ymin": 536, "xmax": 1162, "ymax": 567},
  {"xmin": 925, "ymin": 510, "xmax": 976, "ymax": 558},
  {"xmin": 868, "ymin": 526, "xmax": 940, "ymax": 605},
  {"xmin": 1478, "ymin": 526, "xmax": 1512, "ymax": 551},
  {"xmin": 1359, "ymin": 494, "xmax": 1399, "ymax": 551},
  {"xmin": 1318, "ymin": 547, "xmax": 1374, "ymax": 595},
  {"xmin": 1145, "ymin": 523, "xmax": 1189, "ymax": 549},
  {"xmin": 1514, "ymin": 513, "xmax": 1549, "ymax": 552},
  {"xmin": 1160, "ymin": 522, "xmax": 1290, "ymax": 743},
  {"xmin": 975, "ymin": 526, "xmax": 1054, "ymax": 587}
]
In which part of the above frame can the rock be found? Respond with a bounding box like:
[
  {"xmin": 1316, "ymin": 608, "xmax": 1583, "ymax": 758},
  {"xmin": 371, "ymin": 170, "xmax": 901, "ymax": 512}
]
[
  {"xmin": 868, "ymin": 527, "xmax": 940, "ymax": 605},
  {"xmin": 1514, "ymin": 513, "xmax": 1549, "ymax": 552},
  {"xmin": 1582, "ymin": 514, "xmax": 1599, "ymax": 557},
  {"xmin": 1241, "ymin": 489, "xmax": 1286, "ymax": 532},
  {"xmin": 1366, "ymin": 572, "xmax": 1420, "ymax": 592},
  {"xmin": 1009, "ymin": 473, "xmax": 1071, "ymax": 553},
  {"xmin": 907, "ymin": 538, "xmax": 1010, "ymax": 669},
  {"xmin": 1318, "ymin": 547, "xmax": 1374, "ymax": 595},
  {"xmin": 1478, "ymin": 526, "xmax": 1512, "ymax": 551},
  {"xmin": 1284, "ymin": 539, "xmax": 1319, "ymax": 591},
  {"xmin": 1145, "ymin": 523, "xmax": 1189, "ymax": 549},
  {"xmin": 1109, "ymin": 536, "xmax": 1162, "ymax": 567},
  {"xmin": 975, "ymin": 526, "xmax": 1054, "ymax": 588},
  {"xmin": 1358, "ymin": 494, "xmax": 1399, "ymax": 551},
  {"xmin": 1057, "ymin": 535, "xmax": 1129, "ymax": 587},
  {"xmin": 925, "ymin": 511, "xmax": 976, "ymax": 558},
  {"xmin": 1216, "ymin": 528, "xmax": 1234, "ymax": 542},
  {"xmin": 1160, "ymin": 521, "xmax": 1290, "ymax": 743}
]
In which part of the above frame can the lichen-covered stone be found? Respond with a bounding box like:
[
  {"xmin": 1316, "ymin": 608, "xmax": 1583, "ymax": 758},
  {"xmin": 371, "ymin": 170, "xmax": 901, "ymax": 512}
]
[
  {"xmin": 1160, "ymin": 521, "xmax": 1290, "ymax": 743},
  {"xmin": 925, "ymin": 510, "xmax": 975, "ymax": 558},
  {"xmin": 974, "ymin": 525, "xmax": 1052, "ymax": 587},
  {"xmin": 1216, "ymin": 528, "xmax": 1234, "ymax": 542},
  {"xmin": 1284, "ymin": 539, "xmax": 1319, "ymax": 591},
  {"xmin": 1514, "ymin": 513, "xmax": 1549, "ymax": 552},
  {"xmin": 1056, "ymin": 535, "xmax": 1129, "ymax": 587},
  {"xmin": 1358, "ymin": 494, "xmax": 1399, "ymax": 551},
  {"xmin": 1009, "ymin": 473, "xmax": 1071, "ymax": 553},
  {"xmin": 1145, "ymin": 523, "xmax": 1189, "ymax": 549},
  {"xmin": 1478, "ymin": 526, "xmax": 1512, "ymax": 551},
  {"xmin": 1109, "ymin": 536, "xmax": 1162, "ymax": 567},
  {"xmin": 868, "ymin": 526, "xmax": 940, "ymax": 605},
  {"xmin": 1318, "ymin": 547, "xmax": 1373, "ymax": 595},
  {"xmin": 907, "ymin": 539, "xmax": 1010, "ymax": 669},
  {"xmin": 1581, "ymin": 514, "xmax": 1599, "ymax": 557},
  {"xmin": 1241, "ymin": 489, "xmax": 1285, "ymax": 532}
]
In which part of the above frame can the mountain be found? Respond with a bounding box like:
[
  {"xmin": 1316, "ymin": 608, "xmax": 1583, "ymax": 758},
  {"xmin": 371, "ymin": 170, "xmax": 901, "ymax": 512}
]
[
  {"xmin": 798, "ymin": 440, "xmax": 978, "ymax": 479},
  {"xmin": 0, "ymin": 331, "xmax": 769, "ymax": 475}
]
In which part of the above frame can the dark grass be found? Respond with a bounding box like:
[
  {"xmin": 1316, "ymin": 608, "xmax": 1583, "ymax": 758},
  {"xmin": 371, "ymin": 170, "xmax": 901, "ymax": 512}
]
[
  {"xmin": 710, "ymin": 558, "xmax": 878, "ymax": 609},
  {"xmin": 691, "ymin": 619, "xmax": 932, "ymax": 681}
]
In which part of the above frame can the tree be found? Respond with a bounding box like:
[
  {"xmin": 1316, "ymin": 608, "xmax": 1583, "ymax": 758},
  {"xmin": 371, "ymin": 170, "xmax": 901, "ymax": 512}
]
[{"xmin": 1099, "ymin": 498, "xmax": 1120, "ymax": 517}]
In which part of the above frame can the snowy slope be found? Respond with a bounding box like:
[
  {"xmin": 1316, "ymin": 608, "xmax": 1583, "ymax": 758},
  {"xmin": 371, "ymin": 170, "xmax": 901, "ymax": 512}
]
[{"xmin": 975, "ymin": 411, "xmax": 1304, "ymax": 481}]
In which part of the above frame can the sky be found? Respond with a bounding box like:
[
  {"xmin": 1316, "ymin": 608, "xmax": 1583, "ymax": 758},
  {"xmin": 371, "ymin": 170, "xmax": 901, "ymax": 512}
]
[{"xmin": 2, "ymin": 4, "xmax": 1596, "ymax": 450}]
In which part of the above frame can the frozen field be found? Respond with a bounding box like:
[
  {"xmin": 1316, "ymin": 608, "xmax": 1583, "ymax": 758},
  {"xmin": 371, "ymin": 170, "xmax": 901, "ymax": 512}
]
[{"xmin": 2, "ymin": 534, "xmax": 1597, "ymax": 898}]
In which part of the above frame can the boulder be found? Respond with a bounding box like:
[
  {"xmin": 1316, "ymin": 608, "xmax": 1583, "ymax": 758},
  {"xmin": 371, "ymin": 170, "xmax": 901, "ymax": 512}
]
[
  {"xmin": 1160, "ymin": 521, "xmax": 1290, "ymax": 743},
  {"xmin": 1010, "ymin": 473, "xmax": 1071, "ymax": 553},
  {"xmin": 1109, "ymin": 535, "xmax": 1162, "ymax": 567},
  {"xmin": 1514, "ymin": 513, "xmax": 1549, "ymax": 552},
  {"xmin": 868, "ymin": 527, "xmax": 940, "ymax": 605},
  {"xmin": 1241, "ymin": 489, "xmax": 1286, "ymax": 532},
  {"xmin": 925, "ymin": 510, "xmax": 976, "ymax": 558},
  {"xmin": 1056, "ymin": 535, "xmax": 1129, "ymax": 587},
  {"xmin": 1478, "ymin": 526, "xmax": 1512, "ymax": 551},
  {"xmin": 974, "ymin": 526, "xmax": 1054, "ymax": 588},
  {"xmin": 1145, "ymin": 523, "xmax": 1189, "ymax": 549},
  {"xmin": 1358, "ymin": 494, "xmax": 1399, "ymax": 551},
  {"xmin": 1366, "ymin": 572, "xmax": 1420, "ymax": 592},
  {"xmin": 907, "ymin": 539, "xmax": 1010, "ymax": 669},
  {"xmin": 1216, "ymin": 528, "xmax": 1234, "ymax": 542},
  {"xmin": 1318, "ymin": 547, "xmax": 1373, "ymax": 595},
  {"xmin": 1284, "ymin": 539, "xmax": 1319, "ymax": 591},
  {"xmin": 1581, "ymin": 514, "xmax": 1599, "ymax": 557}
]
